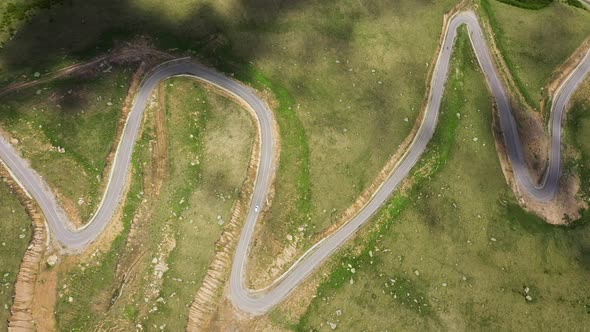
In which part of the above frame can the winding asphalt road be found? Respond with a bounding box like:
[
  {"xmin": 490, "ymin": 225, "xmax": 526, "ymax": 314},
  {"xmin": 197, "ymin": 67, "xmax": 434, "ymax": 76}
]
[{"xmin": 0, "ymin": 11, "xmax": 588, "ymax": 315}]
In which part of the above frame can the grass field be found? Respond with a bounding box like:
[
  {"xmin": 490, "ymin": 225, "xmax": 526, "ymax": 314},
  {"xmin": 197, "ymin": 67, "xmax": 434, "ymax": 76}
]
[
  {"xmin": 137, "ymin": 79, "xmax": 253, "ymax": 331},
  {"xmin": 0, "ymin": 0, "xmax": 462, "ymax": 282},
  {"xmin": 481, "ymin": 0, "xmax": 590, "ymax": 109},
  {"xmin": 0, "ymin": 0, "xmax": 588, "ymax": 328},
  {"xmin": 53, "ymin": 78, "xmax": 254, "ymax": 331},
  {"xmin": 233, "ymin": 0, "xmax": 461, "ymax": 284},
  {"xmin": 0, "ymin": 181, "xmax": 31, "ymax": 331},
  {"xmin": 572, "ymin": 85, "xmax": 590, "ymax": 159},
  {"xmin": 566, "ymin": 77, "xmax": 590, "ymax": 214},
  {"xmin": 495, "ymin": 0, "xmax": 554, "ymax": 10},
  {"xmin": 0, "ymin": 0, "xmax": 464, "ymax": 288},
  {"xmin": 0, "ymin": 65, "xmax": 133, "ymax": 223},
  {"xmin": 53, "ymin": 100, "xmax": 150, "ymax": 331},
  {"xmin": 292, "ymin": 28, "xmax": 590, "ymax": 331}
]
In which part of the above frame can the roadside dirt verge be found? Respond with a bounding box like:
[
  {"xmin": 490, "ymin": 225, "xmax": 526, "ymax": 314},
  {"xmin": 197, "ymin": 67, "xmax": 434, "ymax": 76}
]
[{"xmin": 0, "ymin": 165, "xmax": 47, "ymax": 332}]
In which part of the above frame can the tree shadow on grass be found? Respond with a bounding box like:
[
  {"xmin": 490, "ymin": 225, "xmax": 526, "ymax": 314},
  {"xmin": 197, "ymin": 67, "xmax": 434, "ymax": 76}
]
[
  {"xmin": 0, "ymin": 0, "xmax": 324, "ymax": 132},
  {"xmin": 0, "ymin": 0, "xmax": 311, "ymax": 76}
]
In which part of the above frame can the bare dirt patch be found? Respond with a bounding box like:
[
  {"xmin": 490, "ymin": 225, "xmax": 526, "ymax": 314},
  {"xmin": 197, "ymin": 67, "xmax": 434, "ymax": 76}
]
[{"xmin": 30, "ymin": 266, "xmax": 58, "ymax": 331}]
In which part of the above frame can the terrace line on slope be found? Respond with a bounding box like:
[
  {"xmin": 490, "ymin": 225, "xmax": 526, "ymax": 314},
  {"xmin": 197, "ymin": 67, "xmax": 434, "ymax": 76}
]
[{"xmin": 0, "ymin": 10, "xmax": 588, "ymax": 315}]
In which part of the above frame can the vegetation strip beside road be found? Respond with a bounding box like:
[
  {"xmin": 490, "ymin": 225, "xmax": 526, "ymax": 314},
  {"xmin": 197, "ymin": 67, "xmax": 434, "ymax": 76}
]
[{"xmin": 0, "ymin": 166, "xmax": 35, "ymax": 331}]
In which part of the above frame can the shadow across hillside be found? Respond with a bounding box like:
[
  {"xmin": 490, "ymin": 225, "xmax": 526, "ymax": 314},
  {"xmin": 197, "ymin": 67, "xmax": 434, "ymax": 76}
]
[
  {"xmin": 0, "ymin": 0, "xmax": 308, "ymax": 77},
  {"xmin": 0, "ymin": 0, "xmax": 322, "ymax": 123}
]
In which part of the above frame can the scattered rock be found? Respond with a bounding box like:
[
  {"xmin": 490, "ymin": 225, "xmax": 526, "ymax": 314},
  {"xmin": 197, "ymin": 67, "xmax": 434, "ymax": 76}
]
[
  {"xmin": 33, "ymin": 72, "xmax": 40, "ymax": 77},
  {"xmin": 154, "ymin": 260, "xmax": 169, "ymax": 279},
  {"xmin": 525, "ymin": 295, "xmax": 533, "ymax": 302},
  {"xmin": 46, "ymin": 255, "xmax": 58, "ymax": 267},
  {"xmin": 404, "ymin": 117, "xmax": 409, "ymax": 122},
  {"xmin": 336, "ymin": 309, "xmax": 342, "ymax": 316},
  {"xmin": 442, "ymin": 282, "xmax": 447, "ymax": 287},
  {"xmin": 472, "ymin": 137, "xmax": 478, "ymax": 142},
  {"xmin": 414, "ymin": 270, "xmax": 420, "ymax": 276},
  {"xmin": 328, "ymin": 322, "xmax": 337, "ymax": 330},
  {"xmin": 10, "ymin": 138, "xmax": 19, "ymax": 145},
  {"xmin": 68, "ymin": 297, "xmax": 73, "ymax": 303},
  {"xmin": 286, "ymin": 234, "xmax": 293, "ymax": 241},
  {"xmin": 490, "ymin": 237, "xmax": 496, "ymax": 242}
]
